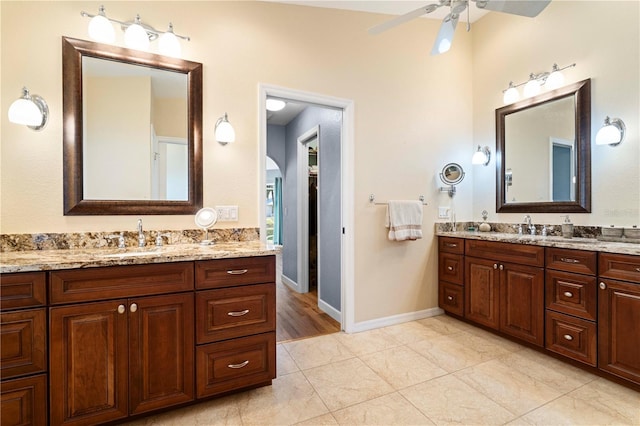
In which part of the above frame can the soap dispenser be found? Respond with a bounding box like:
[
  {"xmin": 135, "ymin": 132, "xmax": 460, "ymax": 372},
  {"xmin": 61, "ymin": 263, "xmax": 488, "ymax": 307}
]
[
  {"xmin": 561, "ymin": 215, "xmax": 574, "ymax": 239},
  {"xmin": 479, "ymin": 210, "xmax": 491, "ymax": 232}
]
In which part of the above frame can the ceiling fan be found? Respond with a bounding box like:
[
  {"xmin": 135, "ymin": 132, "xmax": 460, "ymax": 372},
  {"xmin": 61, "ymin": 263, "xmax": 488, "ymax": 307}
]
[{"xmin": 368, "ymin": 0, "xmax": 551, "ymax": 55}]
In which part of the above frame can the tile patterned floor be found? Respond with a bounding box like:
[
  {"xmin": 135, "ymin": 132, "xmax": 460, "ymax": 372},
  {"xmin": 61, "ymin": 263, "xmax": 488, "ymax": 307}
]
[{"xmin": 126, "ymin": 315, "xmax": 640, "ymax": 425}]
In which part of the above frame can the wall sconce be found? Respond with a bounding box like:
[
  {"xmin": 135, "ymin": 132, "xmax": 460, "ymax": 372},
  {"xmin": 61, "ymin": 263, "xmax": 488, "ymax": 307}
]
[
  {"xmin": 472, "ymin": 145, "xmax": 491, "ymax": 166},
  {"xmin": 502, "ymin": 63, "xmax": 576, "ymax": 104},
  {"xmin": 81, "ymin": 5, "xmax": 189, "ymax": 58},
  {"xmin": 595, "ymin": 116, "xmax": 626, "ymax": 146},
  {"xmin": 215, "ymin": 113, "xmax": 236, "ymax": 145},
  {"xmin": 8, "ymin": 87, "xmax": 49, "ymax": 131}
]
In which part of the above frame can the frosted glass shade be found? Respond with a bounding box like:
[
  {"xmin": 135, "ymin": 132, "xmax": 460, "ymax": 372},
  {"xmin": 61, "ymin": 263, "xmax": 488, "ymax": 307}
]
[
  {"xmin": 8, "ymin": 98, "xmax": 42, "ymax": 126},
  {"xmin": 215, "ymin": 115, "xmax": 236, "ymax": 144},
  {"xmin": 159, "ymin": 31, "xmax": 181, "ymax": 58},
  {"xmin": 124, "ymin": 23, "xmax": 150, "ymax": 51},
  {"xmin": 266, "ymin": 99, "xmax": 286, "ymax": 111},
  {"xmin": 503, "ymin": 87, "xmax": 519, "ymax": 104},
  {"xmin": 523, "ymin": 79, "xmax": 541, "ymax": 97},
  {"xmin": 88, "ymin": 14, "xmax": 115, "ymax": 43},
  {"xmin": 546, "ymin": 70, "xmax": 565, "ymax": 90}
]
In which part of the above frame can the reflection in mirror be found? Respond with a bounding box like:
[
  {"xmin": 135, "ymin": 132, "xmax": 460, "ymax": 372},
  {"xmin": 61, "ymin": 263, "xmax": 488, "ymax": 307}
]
[
  {"xmin": 82, "ymin": 57, "xmax": 188, "ymax": 201},
  {"xmin": 496, "ymin": 79, "xmax": 591, "ymax": 213},
  {"xmin": 62, "ymin": 37, "xmax": 203, "ymax": 215}
]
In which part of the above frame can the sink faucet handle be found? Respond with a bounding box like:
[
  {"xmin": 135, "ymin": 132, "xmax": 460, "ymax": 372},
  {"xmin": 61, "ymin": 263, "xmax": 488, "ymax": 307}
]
[
  {"xmin": 155, "ymin": 232, "xmax": 170, "ymax": 247},
  {"xmin": 108, "ymin": 232, "xmax": 126, "ymax": 249}
]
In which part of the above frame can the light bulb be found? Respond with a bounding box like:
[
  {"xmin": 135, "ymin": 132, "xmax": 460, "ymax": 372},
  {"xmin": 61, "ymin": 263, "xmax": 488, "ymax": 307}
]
[
  {"xmin": 438, "ymin": 38, "xmax": 451, "ymax": 54},
  {"xmin": 503, "ymin": 85, "xmax": 519, "ymax": 104},
  {"xmin": 88, "ymin": 13, "xmax": 115, "ymax": 43},
  {"xmin": 8, "ymin": 98, "xmax": 42, "ymax": 126},
  {"xmin": 595, "ymin": 125, "xmax": 621, "ymax": 145},
  {"xmin": 523, "ymin": 78, "xmax": 541, "ymax": 97},
  {"xmin": 471, "ymin": 150, "xmax": 487, "ymax": 165},
  {"xmin": 546, "ymin": 70, "xmax": 565, "ymax": 90},
  {"xmin": 124, "ymin": 16, "xmax": 150, "ymax": 51},
  {"xmin": 158, "ymin": 23, "xmax": 181, "ymax": 58}
]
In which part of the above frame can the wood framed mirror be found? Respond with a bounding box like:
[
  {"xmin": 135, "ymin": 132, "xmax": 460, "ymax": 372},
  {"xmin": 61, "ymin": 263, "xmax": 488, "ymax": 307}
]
[
  {"xmin": 496, "ymin": 78, "xmax": 591, "ymax": 213},
  {"xmin": 62, "ymin": 37, "xmax": 203, "ymax": 215}
]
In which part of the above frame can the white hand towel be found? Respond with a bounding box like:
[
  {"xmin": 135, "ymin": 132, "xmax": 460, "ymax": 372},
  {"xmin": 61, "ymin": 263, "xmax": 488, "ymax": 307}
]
[{"xmin": 385, "ymin": 200, "xmax": 423, "ymax": 241}]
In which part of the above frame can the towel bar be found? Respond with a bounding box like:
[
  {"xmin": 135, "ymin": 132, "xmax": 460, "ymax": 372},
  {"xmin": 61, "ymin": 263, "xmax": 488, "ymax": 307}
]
[{"xmin": 369, "ymin": 194, "xmax": 427, "ymax": 205}]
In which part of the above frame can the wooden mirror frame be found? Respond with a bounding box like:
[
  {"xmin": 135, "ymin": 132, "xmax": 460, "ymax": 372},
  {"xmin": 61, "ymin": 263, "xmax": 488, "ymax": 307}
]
[
  {"xmin": 62, "ymin": 36, "xmax": 203, "ymax": 215},
  {"xmin": 496, "ymin": 78, "xmax": 591, "ymax": 213}
]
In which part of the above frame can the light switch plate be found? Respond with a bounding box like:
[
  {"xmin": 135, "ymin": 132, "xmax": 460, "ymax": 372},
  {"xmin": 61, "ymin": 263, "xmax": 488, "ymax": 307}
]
[
  {"xmin": 438, "ymin": 206, "xmax": 450, "ymax": 219},
  {"xmin": 215, "ymin": 205, "xmax": 239, "ymax": 222}
]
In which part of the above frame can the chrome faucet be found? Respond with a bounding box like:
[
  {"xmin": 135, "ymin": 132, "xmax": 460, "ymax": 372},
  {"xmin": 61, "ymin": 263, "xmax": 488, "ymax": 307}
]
[
  {"xmin": 137, "ymin": 219, "xmax": 146, "ymax": 247},
  {"xmin": 522, "ymin": 215, "xmax": 536, "ymax": 235}
]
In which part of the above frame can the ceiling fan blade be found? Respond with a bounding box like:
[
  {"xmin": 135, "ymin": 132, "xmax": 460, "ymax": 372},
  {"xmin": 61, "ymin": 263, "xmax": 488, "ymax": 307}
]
[
  {"xmin": 368, "ymin": 3, "xmax": 441, "ymax": 35},
  {"xmin": 475, "ymin": 0, "xmax": 551, "ymax": 17},
  {"xmin": 430, "ymin": 14, "xmax": 459, "ymax": 55}
]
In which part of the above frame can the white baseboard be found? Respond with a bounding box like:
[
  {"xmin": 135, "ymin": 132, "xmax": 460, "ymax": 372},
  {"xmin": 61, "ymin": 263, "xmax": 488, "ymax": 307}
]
[
  {"xmin": 318, "ymin": 298, "xmax": 342, "ymax": 324},
  {"xmin": 281, "ymin": 274, "xmax": 300, "ymax": 292},
  {"xmin": 347, "ymin": 307, "xmax": 444, "ymax": 333}
]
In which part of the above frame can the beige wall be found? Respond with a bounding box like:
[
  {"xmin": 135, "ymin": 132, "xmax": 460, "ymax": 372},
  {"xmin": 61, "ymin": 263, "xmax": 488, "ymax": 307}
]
[
  {"xmin": 2, "ymin": 1, "xmax": 637, "ymax": 324},
  {"xmin": 471, "ymin": 1, "xmax": 639, "ymax": 226},
  {"xmin": 153, "ymin": 98, "xmax": 187, "ymax": 138}
]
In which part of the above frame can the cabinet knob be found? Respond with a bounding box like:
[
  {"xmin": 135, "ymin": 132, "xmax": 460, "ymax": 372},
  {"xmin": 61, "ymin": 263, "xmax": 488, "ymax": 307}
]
[
  {"xmin": 563, "ymin": 334, "xmax": 574, "ymax": 341},
  {"xmin": 499, "ymin": 265, "xmax": 504, "ymax": 271},
  {"xmin": 227, "ymin": 360, "xmax": 249, "ymax": 369},
  {"xmin": 117, "ymin": 304, "xmax": 126, "ymax": 314},
  {"xmin": 447, "ymin": 296, "xmax": 454, "ymax": 301},
  {"xmin": 599, "ymin": 282, "xmax": 607, "ymax": 290},
  {"xmin": 493, "ymin": 264, "xmax": 498, "ymax": 269},
  {"xmin": 130, "ymin": 303, "xmax": 138, "ymax": 313},
  {"xmin": 447, "ymin": 266, "xmax": 454, "ymax": 271},
  {"xmin": 563, "ymin": 291, "xmax": 573, "ymax": 298}
]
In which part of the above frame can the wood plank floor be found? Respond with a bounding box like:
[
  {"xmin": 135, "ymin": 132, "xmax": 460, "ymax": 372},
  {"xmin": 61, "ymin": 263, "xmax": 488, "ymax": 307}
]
[{"xmin": 275, "ymin": 253, "xmax": 341, "ymax": 343}]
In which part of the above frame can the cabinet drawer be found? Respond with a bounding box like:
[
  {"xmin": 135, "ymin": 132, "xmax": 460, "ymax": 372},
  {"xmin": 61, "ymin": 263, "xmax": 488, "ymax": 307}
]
[
  {"xmin": 196, "ymin": 283, "xmax": 275, "ymax": 344},
  {"xmin": 438, "ymin": 253, "xmax": 464, "ymax": 285},
  {"xmin": 1, "ymin": 374, "xmax": 47, "ymax": 426},
  {"xmin": 599, "ymin": 253, "xmax": 640, "ymax": 283},
  {"xmin": 546, "ymin": 248, "xmax": 596, "ymax": 276},
  {"xmin": 545, "ymin": 310, "xmax": 596, "ymax": 366},
  {"xmin": 465, "ymin": 240, "xmax": 544, "ymax": 267},
  {"xmin": 0, "ymin": 308, "xmax": 47, "ymax": 380},
  {"xmin": 196, "ymin": 332, "xmax": 275, "ymax": 398},
  {"xmin": 438, "ymin": 282, "xmax": 464, "ymax": 316},
  {"xmin": 0, "ymin": 272, "xmax": 46, "ymax": 310},
  {"xmin": 545, "ymin": 270, "xmax": 597, "ymax": 321},
  {"xmin": 50, "ymin": 262, "xmax": 194, "ymax": 304},
  {"xmin": 196, "ymin": 256, "xmax": 275, "ymax": 289},
  {"xmin": 438, "ymin": 237, "xmax": 464, "ymax": 255}
]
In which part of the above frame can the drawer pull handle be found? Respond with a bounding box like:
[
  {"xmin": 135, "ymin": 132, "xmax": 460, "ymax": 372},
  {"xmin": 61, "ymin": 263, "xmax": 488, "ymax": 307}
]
[
  {"xmin": 228, "ymin": 309, "xmax": 250, "ymax": 317},
  {"xmin": 227, "ymin": 269, "xmax": 249, "ymax": 275},
  {"xmin": 228, "ymin": 360, "xmax": 249, "ymax": 369},
  {"xmin": 563, "ymin": 334, "xmax": 573, "ymax": 341},
  {"xmin": 447, "ymin": 296, "xmax": 454, "ymax": 301},
  {"xmin": 447, "ymin": 266, "xmax": 454, "ymax": 271},
  {"xmin": 445, "ymin": 243, "xmax": 458, "ymax": 248},
  {"xmin": 117, "ymin": 304, "xmax": 126, "ymax": 314},
  {"xmin": 636, "ymin": 268, "xmax": 640, "ymax": 272},
  {"xmin": 563, "ymin": 291, "xmax": 574, "ymax": 298},
  {"xmin": 599, "ymin": 282, "xmax": 607, "ymax": 290},
  {"xmin": 560, "ymin": 258, "xmax": 580, "ymax": 264}
]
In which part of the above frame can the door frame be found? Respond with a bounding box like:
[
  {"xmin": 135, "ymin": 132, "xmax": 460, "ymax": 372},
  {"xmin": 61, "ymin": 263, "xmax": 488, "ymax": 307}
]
[
  {"xmin": 297, "ymin": 126, "xmax": 320, "ymax": 295},
  {"xmin": 258, "ymin": 83, "xmax": 354, "ymax": 332}
]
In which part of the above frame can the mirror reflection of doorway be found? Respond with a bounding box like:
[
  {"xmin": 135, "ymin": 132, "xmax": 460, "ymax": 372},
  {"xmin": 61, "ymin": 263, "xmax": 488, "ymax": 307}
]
[{"xmin": 550, "ymin": 137, "xmax": 575, "ymax": 202}]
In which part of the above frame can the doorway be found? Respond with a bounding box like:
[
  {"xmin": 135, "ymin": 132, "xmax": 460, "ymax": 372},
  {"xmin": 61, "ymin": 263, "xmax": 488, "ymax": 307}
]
[{"xmin": 259, "ymin": 84, "xmax": 355, "ymax": 340}]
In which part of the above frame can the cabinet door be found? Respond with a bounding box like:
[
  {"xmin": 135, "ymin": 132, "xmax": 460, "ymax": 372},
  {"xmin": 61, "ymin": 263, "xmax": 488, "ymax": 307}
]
[
  {"xmin": 50, "ymin": 300, "xmax": 129, "ymax": 426},
  {"xmin": 598, "ymin": 278, "xmax": 640, "ymax": 385},
  {"xmin": 129, "ymin": 293, "xmax": 194, "ymax": 415},
  {"xmin": 465, "ymin": 257, "xmax": 499, "ymax": 329},
  {"xmin": 500, "ymin": 263, "xmax": 544, "ymax": 347}
]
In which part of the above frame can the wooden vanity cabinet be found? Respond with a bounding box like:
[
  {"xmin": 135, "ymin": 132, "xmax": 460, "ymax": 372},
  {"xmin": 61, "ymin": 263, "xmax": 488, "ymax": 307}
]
[
  {"xmin": 0, "ymin": 271, "xmax": 48, "ymax": 426},
  {"xmin": 49, "ymin": 263, "xmax": 195, "ymax": 426},
  {"xmin": 544, "ymin": 248, "xmax": 597, "ymax": 366},
  {"xmin": 598, "ymin": 253, "xmax": 640, "ymax": 385},
  {"xmin": 465, "ymin": 240, "xmax": 545, "ymax": 347},
  {"xmin": 438, "ymin": 237, "xmax": 465, "ymax": 316},
  {"xmin": 195, "ymin": 256, "xmax": 276, "ymax": 399}
]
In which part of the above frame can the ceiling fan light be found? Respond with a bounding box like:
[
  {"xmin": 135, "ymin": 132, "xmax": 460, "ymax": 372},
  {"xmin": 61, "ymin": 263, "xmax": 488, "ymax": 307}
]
[{"xmin": 430, "ymin": 15, "xmax": 457, "ymax": 56}]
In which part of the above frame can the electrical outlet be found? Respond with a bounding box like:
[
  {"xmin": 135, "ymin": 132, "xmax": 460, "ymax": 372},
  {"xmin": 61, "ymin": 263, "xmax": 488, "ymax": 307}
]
[
  {"xmin": 438, "ymin": 206, "xmax": 450, "ymax": 219},
  {"xmin": 215, "ymin": 205, "xmax": 239, "ymax": 222}
]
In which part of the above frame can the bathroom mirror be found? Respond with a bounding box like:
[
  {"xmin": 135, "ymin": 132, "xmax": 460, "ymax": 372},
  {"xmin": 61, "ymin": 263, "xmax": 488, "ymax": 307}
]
[
  {"xmin": 496, "ymin": 79, "xmax": 591, "ymax": 213},
  {"xmin": 62, "ymin": 37, "xmax": 203, "ymax": 215},
  {"xmin": 440, "ymin": 163, "xmax": 465, "ymax": 185}
]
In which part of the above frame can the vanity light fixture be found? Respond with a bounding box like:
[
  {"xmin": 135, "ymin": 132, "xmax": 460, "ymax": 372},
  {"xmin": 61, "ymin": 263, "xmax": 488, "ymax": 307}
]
[
  {"xmin": 502, "ymin": 62, "xmax": 576, "ymax": 104},
  {"xmin": 215, "ymin": 113, "xmax": 236, "ymax": 145},
  {"xmin": 8, "ymin": 87, "xmax": 49, "ymax": 131},
  {"xmin": 595, "ymin": 116, "xmax": 626, "ymax": 146},
  {"xmin": 471, "ymin": 145, "xmax": 491, "ymax": 166},
  {"xmin": 81, "ymin": 6, "xmax": 190, "ymax": 57}
]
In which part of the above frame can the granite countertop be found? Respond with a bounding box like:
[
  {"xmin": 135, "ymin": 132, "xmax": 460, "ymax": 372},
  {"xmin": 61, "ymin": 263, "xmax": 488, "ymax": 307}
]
[
  {"xmin": 437, "ymin": 231, "xmax": 640, "ymax": 256},
  {"xmin": 0, "ymin": 241, "xmax": 280, "ymax": 273}
]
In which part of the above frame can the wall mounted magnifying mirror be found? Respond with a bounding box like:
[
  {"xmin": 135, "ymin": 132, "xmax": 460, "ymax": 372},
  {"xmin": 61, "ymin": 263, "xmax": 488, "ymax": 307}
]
[
  {"xmin": 439, "ymin": 162, "xmax": 465, "ymax": 197},
  {"xmin": 496, "ymin": 79, "xmax": 591, "ymax": 213},
  {"xmin": 62, "ymin": 37, "xmax": 203, "ymax": 215}
]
